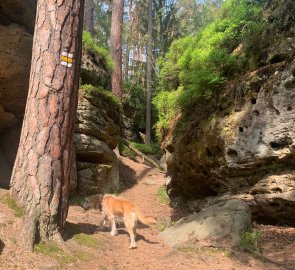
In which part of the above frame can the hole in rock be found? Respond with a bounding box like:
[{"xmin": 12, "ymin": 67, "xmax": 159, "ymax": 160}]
[
  {"xmin": 253, "ymin": 110, "xmax": 260, "ymax": 116},
  {"xmin": 227, "ymin": 148, "xmax": 238, "ymax": 157},
  {"xmin": 270, "ymin": 136, "xmax": 293, "ymax": 150}
]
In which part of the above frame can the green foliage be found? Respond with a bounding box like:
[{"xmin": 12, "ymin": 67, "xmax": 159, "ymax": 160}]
[
  {"xmin": 122, "ymin": 81, "xmax": 147, "ymax": 132},
  {"xmin": 152, "ymin": 88, "xmax": 182, "ymax": 139},
  {"xmin": 118, "ymin": 139, "xmax": 137, "ymax": 161},
  {"xmin": 240, "ymin": 20, "xmax": 268, "ymax": 70},
  {"xmin": 154, "ymin": 0, "xmax": 264, "ymax": 137},
  {"xmin": 156, "ymin": 186, "xmax": 170, "ymax": 205},
  {"xmin": 81, "ymin": 84, "xmax": 122, "ymax": 112},
  {"xmin": 82, "ymin": 31, "xmax": 114, "ymax": 72},
  {"xmin": 0, "ymin": 195, "xmax": 24, "ymax": 218},
  {"xmin": 240, "ymin": 230, "xmax": 262, "ymax": 252},
  {"xmin": 130, "ymin": 142, "xmax": 161, "ymax": 156}
]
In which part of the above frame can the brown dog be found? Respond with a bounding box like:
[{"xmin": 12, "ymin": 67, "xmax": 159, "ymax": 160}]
[{"xmin": 82, "ymin": 194, "xmax": 156, "ymax": 249}]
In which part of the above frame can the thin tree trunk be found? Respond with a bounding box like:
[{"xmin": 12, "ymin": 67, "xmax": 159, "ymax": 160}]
[
  {"xmin": 146, "ymin": 0, "xmax": 153, "ymax": 145},
  {"xmin": 124, "ymin": 0, "xmax": 134, "ymax": 81},
  {"xmin": 10, "ymin": 0, "xmax": 84, "ymax": 251},
  {"xmin": 84, "ymin": 0, "xmax": 95, "ymax": 36},
  {"xmin": 110, "ymin": 0, "xmax": 124, "ymax": 99}
]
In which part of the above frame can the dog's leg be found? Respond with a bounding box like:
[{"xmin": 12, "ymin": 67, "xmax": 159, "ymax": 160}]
[
  {"xmin": 125, "ymin": 212, "xmax": 137, "ymax": 249},
  {"xmin": 102, "ymin": 214, "xmax": 108, "ymax": 226},
  {"xmin": 110, "ymin": 216, "xmax": 118, "ymax": 236}
]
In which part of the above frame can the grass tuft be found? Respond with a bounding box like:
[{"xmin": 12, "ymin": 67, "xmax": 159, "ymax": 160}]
[
  {"xmin": 156, "ymin": 186, "xmax": 170, "ymax": 205},
  {"xmin": 240, "ymin": 230, "xmax": 262, "ymax": 252},
  {"xmin": 73, "ymin": 233, "xmax": 100, "ymax": 249},
  {"xmin": 34, "ymin": 241, "xmax": 77, "ymax": 266},
  {"xmin": 0, "ymin": 195, "xmax": 24, "ymax": 218}
]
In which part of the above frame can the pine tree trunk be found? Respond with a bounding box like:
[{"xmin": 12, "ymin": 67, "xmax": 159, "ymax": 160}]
[
  {"xmin": 124, "ymin": 0, "xmax": 134, "ymax": 80},
  {"xmin": 146, "ymin": 0, "xmax": 153, "ymax": 145},
  {"xmin": 10, "ymin": 0, "xmax": 84, "ymax": 251},
  {"xmin": 84, "ymin": 0, "xmax": 95, "ymax": 36},
  {"xmin": 110, "ymin": 0, "xmax": 124, "ymax": 99}
]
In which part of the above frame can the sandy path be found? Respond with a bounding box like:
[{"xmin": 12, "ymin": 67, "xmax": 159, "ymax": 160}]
[{"xmin": 0, "ymin": 155, "xmax": 294, "ymax": 269}]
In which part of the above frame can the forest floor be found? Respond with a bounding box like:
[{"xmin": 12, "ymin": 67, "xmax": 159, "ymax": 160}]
[{"xmin": 0, "ymin": 154, "xmax": 294, "ymax": 270}]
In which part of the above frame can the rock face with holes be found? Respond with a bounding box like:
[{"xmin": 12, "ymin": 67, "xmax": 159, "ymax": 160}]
[
  {"xmin": 165, "ymin": 47, "xmax": 295, "ymax": 225},
  {"xmin": 73, "ymin": 88, "xmax": 121, "ymax": 195}
]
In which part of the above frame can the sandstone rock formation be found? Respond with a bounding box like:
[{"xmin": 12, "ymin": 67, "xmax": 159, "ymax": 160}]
[
  {"xmin": 0, "ymin": 0, "xmax": 122, "ymax": 195},
  {"xmin": 81, "ymin": 48, "xmax": 112, "ymax": 90},
  {"xmin": 73, "ymin": 87, "xmax": 121, "ymax": 194},
  {"xmin": 0, "ymin": 0, "xmax": 34, "ymax": 188},
  {"xmin": 165, "ymin": 36, "xmax": 295, "ymax": 225},
  {"xmin": 161, "ymin": 199, "xmax": 251, "ymax": 247}
]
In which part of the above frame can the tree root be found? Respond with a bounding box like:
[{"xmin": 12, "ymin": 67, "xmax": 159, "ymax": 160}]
[{"xmin": 51, "ymin": 231, "xmax": 71, "ymax": 254}]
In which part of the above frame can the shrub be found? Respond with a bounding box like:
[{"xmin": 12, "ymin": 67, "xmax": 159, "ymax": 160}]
[
  {"xmin": 82, "ymin": 31, "xmax": 114, "ymax": 73},
  {"xmin": 154, "ymin": 0, "xmax": 264, "ymax": 135},
  {"xmin": 80, "ymin": 84, "xmax": 122, "ymax": 112},
  {"xmin": 240, "ymin": 230, "xmax": 262, "ymax": 252},
  {"xmin": 156, "ymin": 186, "xmax": 170, "ymax": 205},
  {"xmin": 152, "ymin": 88, "xmax": 182, "ymax": 139},
  {"xmin": 130, "ymin": 142, "xmax": 162, "ymax": 156}
]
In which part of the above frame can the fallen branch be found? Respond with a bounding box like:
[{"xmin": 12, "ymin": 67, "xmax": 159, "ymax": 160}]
[{"xmin": 122, "ymin": 139, "xmax": 163, "ymax": 170}]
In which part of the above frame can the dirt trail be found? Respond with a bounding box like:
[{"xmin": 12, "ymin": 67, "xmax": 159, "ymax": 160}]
[{"xmin": 0, "ymin": 155, "xmax": 294, "ymax": 269}]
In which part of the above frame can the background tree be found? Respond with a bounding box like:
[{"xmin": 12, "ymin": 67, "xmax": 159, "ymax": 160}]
[
  {"xmin": 110, "ymin": 0, "xmax": 124, "ymax": 98},
  {"xmin": 84, "ymin": 0, "xmax": 95, "ymax": 36},
  {"xmin": 10, "ymin": 0, "xmax": 84, "ymax": 250},
  {"xmin": 93, "ymin": 0, "xmax": 112, "ymax": 48},
  {"xmin": 145, "ymin": 0, "xmax": 153, "ymax": 144}
]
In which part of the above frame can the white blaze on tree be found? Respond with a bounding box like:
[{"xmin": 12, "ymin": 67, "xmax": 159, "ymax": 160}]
[{"xmin": 9, "ymin": 0, "xmax": 85, "ymax": 250}]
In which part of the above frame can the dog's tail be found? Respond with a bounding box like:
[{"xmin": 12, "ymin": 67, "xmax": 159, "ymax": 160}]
[{"xmin": 134, "ymin": 207, "xmax": 156, "ymax": 225}]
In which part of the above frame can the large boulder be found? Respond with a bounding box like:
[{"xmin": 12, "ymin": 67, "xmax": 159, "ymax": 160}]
[
  {"xmin": 187, "ymin": 171, "xmax": 295, "ymax": 226},
  {"xmin": 74, "ymin": 134, "xmax": 120, "ymax": 195},
  {"xmin": 74, "ymin": 88, "xmax": 121, "ymax": 195},
  {"xmin": 160, "ymin": 199, "xmax": 251, "ymax": 247},
  {"xmin": 0, "ymin": 0, "xmax": 37, "ymax": 34},
  {"xmin": 76, "ymin": 88, "xmax": 121, "ymax": 149},
  {"xmin": 0, "ymin": 16, "xmax": 33, "ymax": 188},
  {"xmin": 0, "ymin": 24, "xmax": 32, "ymax": 127}
]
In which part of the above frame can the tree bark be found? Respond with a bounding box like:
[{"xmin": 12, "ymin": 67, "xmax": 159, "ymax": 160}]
[
  {"xmin": 110, "ymin": 0, "xmax": 124, "ymax": 99},
  {"xmin": 84, "ymin": 0, "xmax": 95, "ymax": 36},
  {"xmin": 10, "ymin": 0, "xmax": 84, "ymax": 250},
  {"xmin": 124, "ymin": 0, "xmax": 134, "ymax": 80},
  {"xmin": 145, "ymin": 0, "xmax": 153, "ymax": 145}
]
